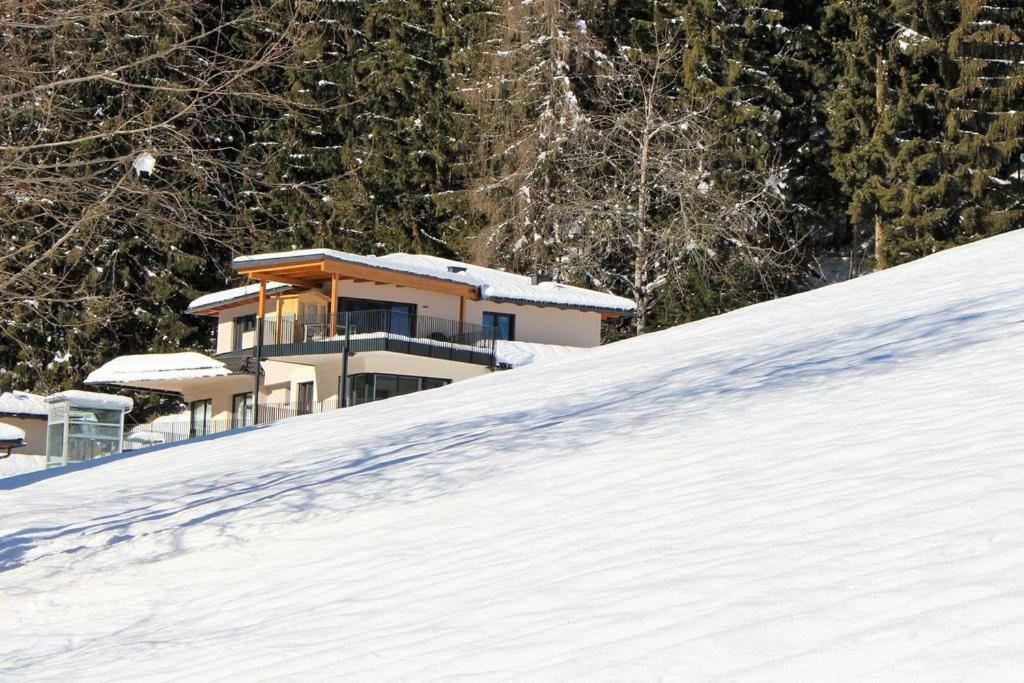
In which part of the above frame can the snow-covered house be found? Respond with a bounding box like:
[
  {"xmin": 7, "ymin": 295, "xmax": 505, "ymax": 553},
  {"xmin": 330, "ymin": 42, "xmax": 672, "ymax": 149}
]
[
  {"xmin": 86, "ymin": 249, "xmax": 633, "ymax": 441},
  {"xmin": 0, "ymin": 391, "xmax": 48, "ymax": 456}
]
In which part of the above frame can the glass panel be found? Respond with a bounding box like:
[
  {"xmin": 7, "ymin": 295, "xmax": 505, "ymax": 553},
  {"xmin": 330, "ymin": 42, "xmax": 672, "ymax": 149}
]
[
  {"xmin": 483, "ymin": 312, "xmax": 515, "ymax": 341},
  {"xmin": 396, "ymin": 376, "xmax": 420, "ymax": 396},
  {"xmin": 374, "ymin": 375, "xmax": 398, "ymax": 401},
  {"xmin": 422, "ymin": 378, "xmax": 449, "ymax": 391},
  {"xmin": 46, "ymin": 422, "xmax": 65, "ymax": 463},
  {"xmin": 232, "ymin": 393, "xmax": 253, "ymax": 428},
  {"xmin": 233, "ymin": 315, "xmax": 256, "ymax": 351},
  {"xmin": 348, "ymin": 375, "xmax": 370, "ymax": 406},
  {"xmin": 339, "ymin": 298, "xmax": 416, "ymax": 336},
  {"xmin": 190, "ymin": 400, "xmax": 211, "ymax": 438},
  {"xmin": 297, "ymin": 382, "xmax": 314, "ymax": 415}
]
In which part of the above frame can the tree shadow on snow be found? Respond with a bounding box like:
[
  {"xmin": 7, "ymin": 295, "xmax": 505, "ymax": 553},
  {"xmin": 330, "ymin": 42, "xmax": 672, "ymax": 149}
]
[{"xmin": 1, "ymin": 289, "xmax": 1020, "ymax": 574}]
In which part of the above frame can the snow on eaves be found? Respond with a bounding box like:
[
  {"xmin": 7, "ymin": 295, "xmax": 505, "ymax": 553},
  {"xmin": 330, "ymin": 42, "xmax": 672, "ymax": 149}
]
[
  {"xmin": 0, "ymin": 421, "xmax": 26, "ymax": 443},
  {"xmin": 45, "ymin": 390, "xmax": 134, "ymax": 412},
  {"xmin": 233, "ymin": 249, "xmax": 636, "ymax": 314},
  {"xmin": 186, "ymin": 281, "xmax": 295, "ymax": 315},
  {"xmin": 0, "ymin": 391, "xmax": 47, "ymax": 418},
  {"xmin": 85, "ymin": 353, "xmax": 231, "ymax": 385}
]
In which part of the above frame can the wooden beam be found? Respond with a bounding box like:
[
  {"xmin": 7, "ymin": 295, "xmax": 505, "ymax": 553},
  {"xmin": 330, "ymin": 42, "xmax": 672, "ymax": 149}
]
[
  {"xmin": 329, "ymin": 274, "xmax": 338, "ymax": 337},
  {"xmin": 238, "ymin": 260, "xmax": 325, "ymax": 275},
  {"xmin": 243, "ymin": 272, "xmax": 321, "ymax": 289},
  {"xmin": 257, "ymin": 280, "xmax": 267, "ymax": 318},
  {"xmin": 459, "ymin": 296, "xmax": 466, "ymax": 336},
  {"xmin": 320, "ymin": 259, "xmax": 480, "ymax": 300}
]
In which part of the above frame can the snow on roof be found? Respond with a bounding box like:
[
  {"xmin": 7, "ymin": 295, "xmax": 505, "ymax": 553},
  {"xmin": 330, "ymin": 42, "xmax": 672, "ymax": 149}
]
[
  {"xmin": 44, "ymin": 390, "xmax": 133, "ymax": 412},
  {"xmin": 233, "ymin": 249, "xmax": 636, "ymax": 314},
  {"xmin": 85, "ymin": 352, "xmax": 231, "ymax": 385},
  {"xmin": 186, "ymin": 281, "xmax": 294, "ymax": 314},
  {"xmin": 0, "ymin": 421, "xmax": 26, "ymax": 443},
  {"xmin": 494, "ymin": 340, "xmax": 586, "ymax": 368},
  {"xmin": 0, "ymin": 391, "xmax": 48, "ymax": 417}
]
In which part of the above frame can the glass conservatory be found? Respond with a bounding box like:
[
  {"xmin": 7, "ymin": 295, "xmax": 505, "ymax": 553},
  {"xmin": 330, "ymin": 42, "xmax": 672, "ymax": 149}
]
[{"xmin": 45, "ymin": 391, "xmax": 133, "ymax": 469}]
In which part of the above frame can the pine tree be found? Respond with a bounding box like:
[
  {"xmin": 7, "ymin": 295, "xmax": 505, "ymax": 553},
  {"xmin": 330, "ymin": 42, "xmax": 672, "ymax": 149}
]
[
  {"xmin": 244, "ymin": 0, "xmax": 484, "ymax": 258},
  {"xmin": 460, "ymin": 0, "xmax": 595, "ymax": 272},
  {"xmin": 947, "ymin": 0, "xmax": 1024, "ymax": 237}
]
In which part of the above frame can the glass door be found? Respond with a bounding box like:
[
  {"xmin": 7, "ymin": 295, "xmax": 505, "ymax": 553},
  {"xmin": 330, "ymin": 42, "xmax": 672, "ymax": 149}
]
[
  {"xmin": 189, "ymin": 399, "xmax": 212, "ymax": 437},
  {"xmin": 296, "ymin": 382, "xmax": 314, "ymax": 415},
  {"xmin": 232, "ymin": 392, "xmax": 253, "ymax": 428}
]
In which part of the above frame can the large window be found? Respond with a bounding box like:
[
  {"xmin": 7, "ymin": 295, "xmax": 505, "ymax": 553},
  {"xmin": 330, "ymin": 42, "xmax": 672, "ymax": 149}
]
[
  {"xmin": 232, "ymin": 392, "xmax": 254, "ymax": 428},
  {"xmin": 342, "ymin": 373, "xmax": 450, "ymax": 406},
  {"xmin": 339, "ymin": 297, "xmax": 417, "ymax": 337},
  {"xmin": 189, "ymin": 399, "xmax": 213, "ymax": 438},
  {"xmin": 483, "ymin": 311, "xmax": 516, "ymax": 341},
  {"xmin": 233, "ymin": 314, "xmax": 257, "ymax": 351}
]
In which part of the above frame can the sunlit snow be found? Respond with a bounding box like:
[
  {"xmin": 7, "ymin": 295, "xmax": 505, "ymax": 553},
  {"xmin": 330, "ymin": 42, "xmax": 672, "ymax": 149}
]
[{"xmin": 2, "ymin": 231, "xmax": 1024, "ymax": 678}]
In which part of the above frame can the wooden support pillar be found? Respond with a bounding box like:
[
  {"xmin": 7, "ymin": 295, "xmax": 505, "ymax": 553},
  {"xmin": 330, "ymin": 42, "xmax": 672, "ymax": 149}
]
[
  {"xmin": 253, "ymin": 280, "xmax": 266, "ymax": 425},
  {"xmin": 329, "ymin": 274, "xmax": 339, "ymax": 337},
  {"xmin": 459, "ymin": 296, "xmax": 466, "ymax": 338}
]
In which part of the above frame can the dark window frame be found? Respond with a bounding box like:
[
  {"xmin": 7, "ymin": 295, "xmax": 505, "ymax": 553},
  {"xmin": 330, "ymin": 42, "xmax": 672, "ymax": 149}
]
[
  {"xmin": 342, "ymin": 372, "xmax": 451, "ymax": 406},
  {"xmin": 232, "ymin": 314, "xmax": 257, "ymax": 351},
  {"xmin": 189, "ymin": 399, "xmax": 212, "ymax": 438},
  {"xmin": 338, "ymin": 297, "xmax": 417, "ymax": 337},
  {"xmin": 296, "ymin": 381, "xmax": 315, "ymax": 415},
  {"xmin": 483, "ymin": 311, "xmax": 516, "ymax": 341},
  {"xmin": 231, "ymin": 392, "xmax": 254, "ymax": 428}
]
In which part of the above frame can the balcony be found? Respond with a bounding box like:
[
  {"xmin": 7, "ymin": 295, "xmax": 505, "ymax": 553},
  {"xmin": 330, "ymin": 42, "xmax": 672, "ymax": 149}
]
[{"xmin": 217, "ymin": 308, "xmax": 498, "ymax": 367}]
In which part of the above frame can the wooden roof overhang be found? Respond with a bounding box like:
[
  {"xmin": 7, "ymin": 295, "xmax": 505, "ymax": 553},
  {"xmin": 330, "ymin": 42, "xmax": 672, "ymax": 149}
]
[{"xmin": 235, "ymin": 256, "xmax": 482, "ymax": 301}]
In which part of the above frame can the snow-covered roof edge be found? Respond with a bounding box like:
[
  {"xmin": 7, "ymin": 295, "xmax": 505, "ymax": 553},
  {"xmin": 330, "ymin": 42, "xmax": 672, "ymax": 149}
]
[
  {"xmin": 45, "ymin": 390, "xmax": 134, "ymax": 412},
  {"xmin": 85, "ymin": 353, "xmax": 232, "ymax": 386},
  {"xmin": 187, "ymin": 281, "xmax": 296, "ymax": 315},
  {"xmin": 0, "ymin": 391, "xmax": 48, "ymax": 418},
  {"xmin": 233, "ymin": 249, "xmax": 636, "ymax": 315}
]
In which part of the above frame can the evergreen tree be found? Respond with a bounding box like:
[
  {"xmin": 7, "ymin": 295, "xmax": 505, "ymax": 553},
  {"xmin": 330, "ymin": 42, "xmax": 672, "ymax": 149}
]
[
  {"xmin": 460, "ymin": 0, "xmax": 596, "ymax": 272},
  {"xmin": 244, "ymin": 0, "xmax": 484, "ymax": 258},
  {"xmin": 947, "ymin": 0, "xmax": 1024, "ymax": 237}
]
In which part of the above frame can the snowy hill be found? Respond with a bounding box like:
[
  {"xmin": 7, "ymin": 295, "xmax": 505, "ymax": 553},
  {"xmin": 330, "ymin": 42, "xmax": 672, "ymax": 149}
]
[{"xmin": 3, "ymin": 231, "xmax": 1024, "ymax": 679}]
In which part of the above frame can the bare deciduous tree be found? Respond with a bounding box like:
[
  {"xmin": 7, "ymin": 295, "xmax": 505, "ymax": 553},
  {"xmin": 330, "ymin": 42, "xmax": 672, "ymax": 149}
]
[
  {"xmin": 552, "ymin": 38, "xmax": 793, "ymax": 333},
  {"xmin": 0, "ymin": 0, "xmax": 314, "ymax": 320}
]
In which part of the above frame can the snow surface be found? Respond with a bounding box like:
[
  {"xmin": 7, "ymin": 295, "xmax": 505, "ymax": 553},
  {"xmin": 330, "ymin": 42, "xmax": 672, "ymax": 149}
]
[
  {"xmin": 3, "ymin": 231, "xmax": 1024, "ymax": 679},
  {"xmin": 0, "ymin": 391, "xmax": 47, "ymax": 417},
  {"xmin": 233, "ymin": 248, "xmax": 636, "ymax": 314},
  {"xmin": 0, "ymin": 422, "xmax": 26, "ymax": 443},
  {"xmin": 0, "ymin": 454, "xmax": 44, "ymax": 480},
  {"xmin": 85, "ymin": 352, "xmax": 231, "ymax": 385},
  {"xmin": 186, "ymin": 281, "xmax": 294, "ymax": 314}
]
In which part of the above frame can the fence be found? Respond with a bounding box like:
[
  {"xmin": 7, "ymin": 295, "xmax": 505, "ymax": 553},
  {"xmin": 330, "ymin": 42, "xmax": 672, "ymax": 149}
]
[{"xmin": 123, "ymin": 398, "xmax": 342, "ymax": 450}]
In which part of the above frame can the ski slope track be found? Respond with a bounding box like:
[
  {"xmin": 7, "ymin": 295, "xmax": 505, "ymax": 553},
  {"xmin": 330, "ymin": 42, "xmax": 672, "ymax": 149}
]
[{"xmin": 3, "ymin": 232, "xmax": 1024, "ymax": 680}]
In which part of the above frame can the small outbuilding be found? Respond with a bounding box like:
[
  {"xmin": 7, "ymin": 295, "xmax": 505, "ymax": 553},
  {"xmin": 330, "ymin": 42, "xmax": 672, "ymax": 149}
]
[
  {"xmin": 0, "ymin": 391, "xmax": 48, "ymax": 456},
  {"xmin": 44, "ymin": 391, "xmax": 133, "ymax": 469}
]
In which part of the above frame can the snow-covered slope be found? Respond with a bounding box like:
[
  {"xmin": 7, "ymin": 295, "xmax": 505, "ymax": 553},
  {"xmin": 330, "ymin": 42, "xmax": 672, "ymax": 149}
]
[{"xmin": 3, "ymin": 232, "xmax": 1024, "ymax": 680}]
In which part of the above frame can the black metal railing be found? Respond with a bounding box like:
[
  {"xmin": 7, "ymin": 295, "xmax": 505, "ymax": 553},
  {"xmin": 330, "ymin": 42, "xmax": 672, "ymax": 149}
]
[{"xmin": 224, "ymin": 308, "xmax": 497, "ymax": 367}]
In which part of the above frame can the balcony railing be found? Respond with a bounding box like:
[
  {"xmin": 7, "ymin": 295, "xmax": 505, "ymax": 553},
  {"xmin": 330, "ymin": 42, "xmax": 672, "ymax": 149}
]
[{"xmin": 221, "ymin": 308, "xmax": 498, "ymax": 367}]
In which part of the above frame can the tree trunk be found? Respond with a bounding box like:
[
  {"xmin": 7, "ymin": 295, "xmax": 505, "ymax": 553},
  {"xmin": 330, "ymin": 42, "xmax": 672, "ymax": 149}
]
[
  {"xmin": 634, "ymin": 126, "xmax": 652, "ymax": 335},
  {"xmin": 874, "ymin": 214, "xmax": 887, "ymax": 270},
  {"xmin": 874, "ymin": 50, "xmax": 888, "ymax": 271}
]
